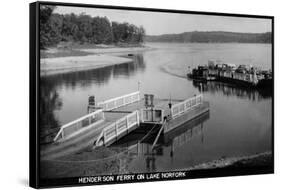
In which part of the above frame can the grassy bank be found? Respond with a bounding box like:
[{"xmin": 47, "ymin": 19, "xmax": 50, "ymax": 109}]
[
  {"xmin": 41, "ymin": 49, "xmax": 92, "ymax": 59},
  {"xmin": 40, "ymin": 43, "xmax": 150, "ymax": 58}
]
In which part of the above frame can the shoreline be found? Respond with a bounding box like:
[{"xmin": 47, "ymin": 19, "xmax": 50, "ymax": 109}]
[
  {"xmin": 40, "ymin": 150, "xmax": 272, "ymax": 179},
  {"xmin": 40, "ymin": 54, "xmax": 133, "ymax": 76},
  {"xmin": 77, "ymin": 46, "xmax": 153, "ymax": 54},
  {"xmin": 184, "ymin": 151, "xmax": 272, "ymax": 171},
  {"xmin": 40, "ymin": 45, "xmax": 152, "ymax": 76}
]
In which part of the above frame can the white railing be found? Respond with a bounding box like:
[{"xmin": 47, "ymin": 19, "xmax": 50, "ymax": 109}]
[
  {"xmin": 210, "ymin": 69, "xmax": 259, "ymax": 85},
  {"xmin": 97, "ymin": 91, "xmax": 140, "ymax": 111},
  {"xmin": 54, "ymin": 109, "xmax": 104, "ymax": 142},
  {"xmin": 96, "ymin": 111, "xmax": 139, "ymax": 146},
  {"xmin": 171, "ymin": 94, "xmax": 203, "ymax": 118}
]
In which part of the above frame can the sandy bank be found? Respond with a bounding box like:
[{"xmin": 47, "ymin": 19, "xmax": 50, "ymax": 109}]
[
  {"xmin": 40, "ymin": 45, "xmax": 153, "ymax": 76},
  {"xmin": 40, "ymin": 54, "xmax": 132, "ymax": 76}
]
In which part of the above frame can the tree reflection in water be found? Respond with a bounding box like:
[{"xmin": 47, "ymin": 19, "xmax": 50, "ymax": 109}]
[
  {"xmin": 40, "ymin": 78, "xmax": 62, "ymax": 145},
  {"xmin": 112, "ymin": 54, "xmax": 145, "ymax": 79}
]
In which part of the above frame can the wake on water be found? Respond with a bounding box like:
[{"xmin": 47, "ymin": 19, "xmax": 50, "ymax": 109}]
[{"xmin": 159, "ymin": 63, "xmax": 188, "ymax": 79}]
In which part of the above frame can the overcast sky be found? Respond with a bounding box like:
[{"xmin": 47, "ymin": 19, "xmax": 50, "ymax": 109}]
[{"xmin": 54, "ymin": 6, "xmax": 272, "ymax": 35}]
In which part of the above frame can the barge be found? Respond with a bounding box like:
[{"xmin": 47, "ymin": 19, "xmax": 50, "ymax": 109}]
[
  {"xmin": 187, "ymin": 60, "xmax": 272, "ymax": 89},
  {"xmin": 41, "ymin": 91, "xmax": 210, "ymax": 160}
]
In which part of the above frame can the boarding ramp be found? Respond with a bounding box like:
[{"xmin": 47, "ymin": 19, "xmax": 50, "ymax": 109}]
[
  {"xmin": 53, "ymin": 91, "xmax": 141, "ymax": 144},
  {"xmin": 96, "ymin": 110, "xmax": 140, "ymax": 146},
  {"xmin": 53, "ymin": 109, "xmax": 104, "ymax": 142}
]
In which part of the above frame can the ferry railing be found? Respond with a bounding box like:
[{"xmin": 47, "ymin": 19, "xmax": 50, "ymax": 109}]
[
  {"xmin": 211, "ymin": 69, "xmax": 259, "ymax": 84},
  {"xmin": 96, "ymin": 110, "xmax": 140, "ymax": 146},
  {"xmin": 53, "ymin": 109, "xmax": 104, "ymax": 142},
  {"xmin": 96, "ymin": 91, "xmax": 140, "ymax": 111},
  {"xmin": 171, "ymin": 94, "xmax": 203, "ymax": 118}
]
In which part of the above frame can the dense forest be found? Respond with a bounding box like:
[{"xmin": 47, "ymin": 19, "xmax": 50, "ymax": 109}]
[
  {"xmin": 145, "ymin": 31, "xmax": 272, "ymax": 43},
  {"xmin": 40, "ymin": 5, "xmax": 146, "ymax": 49},
  {"xmin": 40, "ymin": 6, "xmax": 271, "ymax": 49}
]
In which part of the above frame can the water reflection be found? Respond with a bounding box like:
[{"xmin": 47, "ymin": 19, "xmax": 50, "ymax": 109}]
[
  {"xmin": 113, "ymin": 54, "xmax": 146, "ymax": 79},
  {"xmin": 112, "ymin": 112, "xmax": 210, "ymax": 172},
  {"xmin": 40, "ymin": 79, "xmax": 62, "ymax": 144},
  {"xmin": 40, "ymin": 54, "xmax": 145, "ymax": 89},
  {"xmin": 192, "ymin": 81, "xmax": 272, "ymax": 101},
  {"xmin": 163, "ymin": 111, "xmax": 209, "ymax": 147}
]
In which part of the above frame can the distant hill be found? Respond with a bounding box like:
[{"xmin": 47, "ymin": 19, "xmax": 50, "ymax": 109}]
[{"xmin": 145, "ymin": 31, "xmax": 271, "ymax": 43}]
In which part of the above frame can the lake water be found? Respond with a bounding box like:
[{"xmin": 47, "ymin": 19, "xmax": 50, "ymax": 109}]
[{"xmin": 40, "ymin": 42, "xmax": 272, "ymax": 174}]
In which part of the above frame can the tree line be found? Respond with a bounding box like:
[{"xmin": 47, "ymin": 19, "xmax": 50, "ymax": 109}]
[
  {"xmin": 40, "ymin": 5, "xmax": 145, "ymax": 49},
  {"xmin": 145, "ymin": 31, "xmax": 272, "ymax": 43}
]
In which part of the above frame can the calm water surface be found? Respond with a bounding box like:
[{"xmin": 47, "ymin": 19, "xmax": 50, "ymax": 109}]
[{"xmin": 40, "ymin": 43, "xmax": 272, "ymax": 174}]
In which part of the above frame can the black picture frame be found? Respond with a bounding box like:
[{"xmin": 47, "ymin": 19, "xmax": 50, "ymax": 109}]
[{"xmin": 30, "ymin": 1, "xmax": 274, "ymax": 188}]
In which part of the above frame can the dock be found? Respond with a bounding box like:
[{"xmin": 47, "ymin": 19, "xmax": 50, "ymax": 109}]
[
  {"xmin": 41, "ymin": 91, "xmax": 209, "ymax": 160},
  {"xmin": 111, "ymin": 111, "xmax": 210, "ymax": 156}
]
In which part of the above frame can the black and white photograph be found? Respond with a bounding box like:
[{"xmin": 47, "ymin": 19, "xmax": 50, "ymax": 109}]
[{"xmin": 31, "ymin": 1, "xmax": 273, "ymax": 188}]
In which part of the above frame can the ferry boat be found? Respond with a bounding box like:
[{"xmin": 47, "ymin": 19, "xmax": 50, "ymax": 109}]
[
  {"xmin": 41, "ymin": 91, "xmax": 210, "ymax": 160},
  {"xmin": 187, "ymin": 60, "xmax": 272, "ymax": 89}
]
